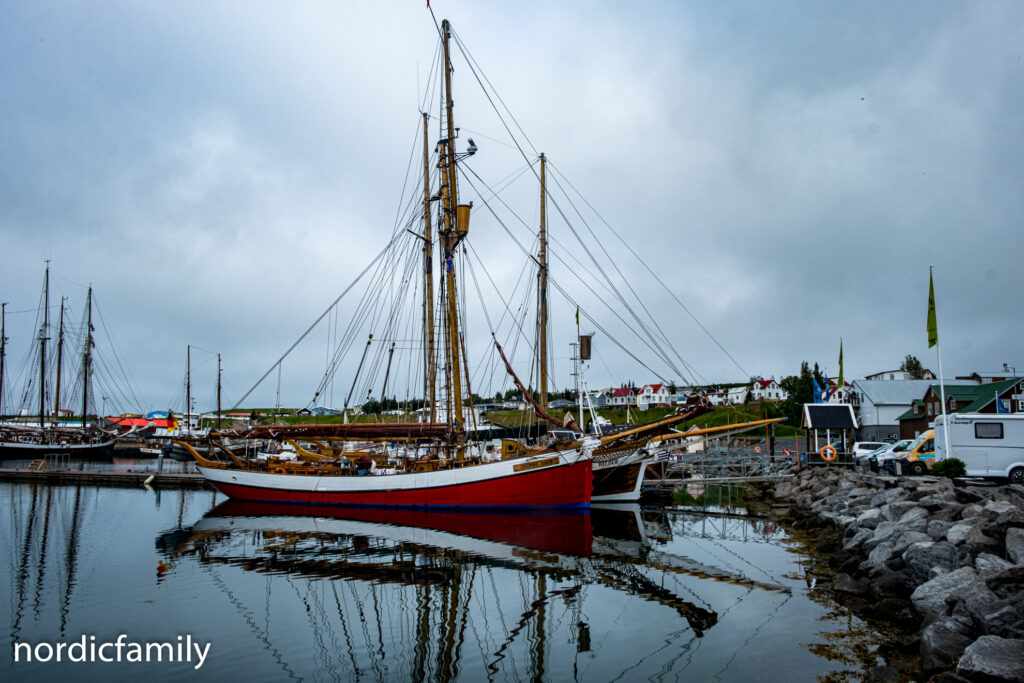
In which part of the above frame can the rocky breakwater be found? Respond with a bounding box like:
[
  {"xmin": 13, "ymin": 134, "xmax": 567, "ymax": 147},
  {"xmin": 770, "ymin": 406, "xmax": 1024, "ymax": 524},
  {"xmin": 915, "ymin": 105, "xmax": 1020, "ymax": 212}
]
[{"xmin": 753, "ymin": 467, "xmax": 1024, "ymax": 682}]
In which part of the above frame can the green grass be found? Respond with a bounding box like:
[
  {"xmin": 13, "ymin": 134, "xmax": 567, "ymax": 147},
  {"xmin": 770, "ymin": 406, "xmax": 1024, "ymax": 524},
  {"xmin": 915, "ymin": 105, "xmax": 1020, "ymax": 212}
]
[
  {"xmin": 484, "ymin": 402, "xmax": 803, "ymax": 436},
  {"xmin": 210, "ymin": 401, "xmax": 804, "ymax": 436}
]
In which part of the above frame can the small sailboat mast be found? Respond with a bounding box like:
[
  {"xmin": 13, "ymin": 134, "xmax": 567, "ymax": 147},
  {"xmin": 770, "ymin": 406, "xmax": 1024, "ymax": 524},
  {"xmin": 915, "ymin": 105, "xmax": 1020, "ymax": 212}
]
[
  {"xmin": 38, "ymin": 264, "xmax": 50, "ymax": 428},
  {"xmin": 537, "ymin": 153, "xmax": 549, "ymax": 413},
  {"xmin": 80, "ymin": 287, "xmax": 94, "ymax": 429},
  {"xmin": 437, "ymin": 19, "xmax": 471, "ymax": 437},
  {"xmin": 186, "ymin": 344, "xmax": 191, "ymax": 435},
  {"xmin": 0, "ymin": 302, "xmax": 7, "ymax": 417},
  {"xmin": 54, "ymin": 298, "xmax": 65, "ymax": 422},
  {"xmin": 217, "ymin": 353, "xmax": 222, "ymax": 429},
  {"xmin": 422, "ymin": 111, "xmax": 437, "ymax": 423}
]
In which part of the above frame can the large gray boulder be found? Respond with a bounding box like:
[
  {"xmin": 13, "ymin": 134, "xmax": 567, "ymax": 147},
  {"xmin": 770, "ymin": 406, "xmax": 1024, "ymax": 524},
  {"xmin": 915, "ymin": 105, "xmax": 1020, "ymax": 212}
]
[
  {"xmin": 956, "ymin": 635, "xmax": 1024, "ymax": 682},
  {"xmin": 986, "ymin": 566, "xmax": 1024, "ymax": 599},
  {"xmin": 884, "ymin": 501, "xmax": 921, "ymax": 522},
  {"xmin": 947, "ymin": 522, "xmax": 975, "ymax": 545},
  {"xmin": 976, "ymin": 553, "xmax": 1016, "ymax": 577},
  {"xmin": 1006, "ymin": 528, "xmax": 1024, "ymax": 565},
  {"xmin": 856, "ymin": 507, "xmax": 884, "ymax": 529},
  {"xmin": 920, "ymin": 616, "xmax": 974, "ymax": 672},
  {"xmin": 862, "ymin": 542, "xmax": 898, "ymax": 574},
  {"xmin": 864, "ymin": 521, "xmax": 902, "ymax": 552},
  {"xmin": 903, "ymin": 541, "xmax": 959, "ymax": 583},
  {"xmin": 929, "ymin": 519, "xmax": 954, "ymax": 540},
  {"xmin": 871, "ymin": 487, "xmax": 905, "ymax": 508},
  {"xmin": 911, "ymin": 566, "xmax": 983, "ymax": 623}
]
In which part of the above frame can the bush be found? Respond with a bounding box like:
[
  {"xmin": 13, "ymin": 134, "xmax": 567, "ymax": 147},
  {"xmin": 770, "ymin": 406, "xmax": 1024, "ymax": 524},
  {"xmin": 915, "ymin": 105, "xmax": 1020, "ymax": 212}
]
[{"xmin": 931, "ymin": 458, "xmax": 966, "ymax": 479}]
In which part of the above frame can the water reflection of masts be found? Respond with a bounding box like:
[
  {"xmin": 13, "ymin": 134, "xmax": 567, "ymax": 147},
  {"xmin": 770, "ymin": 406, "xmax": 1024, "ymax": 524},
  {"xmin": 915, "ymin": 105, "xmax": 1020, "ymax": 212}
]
[
  {"xmin": 12, "ymin": 484, "xmax": 40, "ymax": 639},
  {"xmin": 60, "ymin": 486, "xmax": 84, "ymax": 635},
  {"xmin": 33, "ymin": 487, "xmax": 54, "ymax": 617},
  {"xmin": 201, "ymin": 564, "xmax": 300, "ymax": 680}
]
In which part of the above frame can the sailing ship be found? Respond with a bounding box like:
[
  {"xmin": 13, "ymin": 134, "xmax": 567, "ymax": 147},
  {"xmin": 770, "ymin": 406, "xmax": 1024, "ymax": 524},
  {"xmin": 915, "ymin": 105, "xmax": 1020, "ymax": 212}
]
[
  {"xmin": 161, "ymin": 345, "xmax": 218, "ymax": 462},
  {"xmin": 0, "ymin": 265, "xmax": 115, "ymax": 460},
  {"xmin": 186, "ymin": 17, "xmax": 747, "ymax": 507},
  {"xmin": 186, "ymin": 19, "xmax": 598, "ymax": 508}
]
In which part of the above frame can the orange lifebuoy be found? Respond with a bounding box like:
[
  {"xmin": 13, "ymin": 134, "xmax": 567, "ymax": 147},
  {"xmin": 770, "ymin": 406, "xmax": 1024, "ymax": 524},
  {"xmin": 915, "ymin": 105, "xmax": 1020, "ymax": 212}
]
[
  {"xmin": 819, "ymin": 445, "xmax": 838, "ymax": 462},
  {"xmin": 754, "ymin": 446, "xmax": 761, "ymax": 454},
  {"xmin": 272, "ymin": 467, "xmax": 287, "ymax": 474}
]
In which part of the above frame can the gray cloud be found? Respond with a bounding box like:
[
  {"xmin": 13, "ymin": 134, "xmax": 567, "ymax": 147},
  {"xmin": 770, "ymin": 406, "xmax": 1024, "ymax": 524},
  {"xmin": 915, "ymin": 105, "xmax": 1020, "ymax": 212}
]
[{"xmin": 2, "ymin": 1, "xmax": 1021, "ymax": 414}]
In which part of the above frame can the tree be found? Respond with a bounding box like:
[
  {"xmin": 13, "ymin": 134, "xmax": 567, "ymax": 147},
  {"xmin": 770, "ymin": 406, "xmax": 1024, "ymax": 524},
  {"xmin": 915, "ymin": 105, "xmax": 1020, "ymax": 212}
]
[
  {"xmin": 900, "ymin": 354, "xmax": 925, "ymax": 379},
  {"xmin": 778, "ymin": 361, "xmax": 826, "ymax": 425}
]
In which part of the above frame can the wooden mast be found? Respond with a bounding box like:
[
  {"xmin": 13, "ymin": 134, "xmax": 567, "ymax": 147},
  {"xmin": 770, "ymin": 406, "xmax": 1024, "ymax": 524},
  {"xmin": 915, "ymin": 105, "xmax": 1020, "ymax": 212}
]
[
  {"xmin": 217, "ymin": 353, "xmax": 222, "ymax": 429},
  {"xmin": 0, "ymin": 302, "xmax": 6, "ymax": 417},
  {"xmin": 422, "ymin": 111, "xmax": 437, "ymax": 422},
  {"xmin": 38, "ymin": 264, "xmax": 50, "ymax": 428},
  {"xmin": 53, "ymin": 298, "xmax": 65, "ymax": 421},
  {"xmin": 438, "ymin": 19, "xmax": 469, "ymax": 436},
  {"xmin": 538, "ymin": 154, "xmax": 549, "ymax": 413},
  {"xmin": 80, "ymin": 287, "xmax": 93, "ymax": 429},
  {"xmin": 186, "ymin": 344, "xmax": 191, "ymax": 435}
]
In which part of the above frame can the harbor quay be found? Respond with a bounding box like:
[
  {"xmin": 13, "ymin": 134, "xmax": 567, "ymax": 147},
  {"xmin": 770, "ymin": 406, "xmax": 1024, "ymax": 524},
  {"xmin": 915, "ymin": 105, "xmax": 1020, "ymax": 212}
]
[{"xmin": 748, "ymin": 467, "xmax": 1024, "ymax": 682}]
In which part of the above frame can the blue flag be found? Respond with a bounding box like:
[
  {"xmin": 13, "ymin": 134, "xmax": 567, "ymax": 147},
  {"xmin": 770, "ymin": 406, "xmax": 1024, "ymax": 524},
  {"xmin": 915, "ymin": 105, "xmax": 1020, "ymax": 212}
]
[
  {"xmin": 996, "ymin": 391, "xmax": 1008, "ymax": 414},
  {"xmin": 813, "ymin": 378, "xmax": 824, "ymax": 404}
]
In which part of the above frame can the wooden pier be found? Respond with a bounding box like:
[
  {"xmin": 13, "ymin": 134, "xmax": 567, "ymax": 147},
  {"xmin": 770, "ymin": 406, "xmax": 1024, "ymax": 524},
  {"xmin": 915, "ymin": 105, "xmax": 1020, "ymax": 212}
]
[{"xmin": 0, "ymin": 468, "xmax": 211, "ymax": 489}]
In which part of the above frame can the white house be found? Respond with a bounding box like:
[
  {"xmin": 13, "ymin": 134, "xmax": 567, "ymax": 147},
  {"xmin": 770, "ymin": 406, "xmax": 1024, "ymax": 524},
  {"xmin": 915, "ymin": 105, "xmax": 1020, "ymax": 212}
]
[
  {"xmin": 865, "ymin": 369, "xmax": 913, "ymax": 381},
  {"xmin": 852, "ymin": 378, "xmax": 977, "ymax": 441},
  {"xmin": 726, "ymin": 387, "xmax": 748, "ymax": 405},
  {"xmin": 608, "ymin": 387, "xmax": 637, "ymax": 408},
  {"xmin": 637, "ymin": 383, "xmax": 673, "ymax": 410},
  {"xmin": 725, "ymin": 379, "xmax": 788, "ymax": 405},
  {"xmin": 705, "ymin": 391, "xmax": 728, "ymax": 407},
  {"xmin": 751, "ymin": 379, "xmax": 787, "ymax": 401}
]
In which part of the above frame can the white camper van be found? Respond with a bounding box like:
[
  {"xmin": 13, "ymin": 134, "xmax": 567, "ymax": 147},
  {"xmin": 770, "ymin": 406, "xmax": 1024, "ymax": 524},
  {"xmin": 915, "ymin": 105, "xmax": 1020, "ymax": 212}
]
[{"xmin": 934, "ymin": 413, "xmax": 1024, "ymax": 484}]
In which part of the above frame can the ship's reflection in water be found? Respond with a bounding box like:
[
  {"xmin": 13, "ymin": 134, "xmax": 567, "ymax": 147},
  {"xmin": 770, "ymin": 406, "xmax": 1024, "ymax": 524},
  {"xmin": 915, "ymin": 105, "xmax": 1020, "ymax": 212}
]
[{"xmin": 2, "ymin": 484, "xmax": 892, "ymax": 682}]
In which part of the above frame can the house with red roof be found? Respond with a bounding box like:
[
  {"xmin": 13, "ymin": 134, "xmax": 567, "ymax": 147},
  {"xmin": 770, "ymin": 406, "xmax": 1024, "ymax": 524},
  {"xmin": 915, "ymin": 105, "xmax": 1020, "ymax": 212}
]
[
  {"xmin": 637, "ymin": 383, "xmax": 673, "ymax": 410},
  {"xmin": 608, "ymin": 387, "xmax": 637, "ymax": 408}
]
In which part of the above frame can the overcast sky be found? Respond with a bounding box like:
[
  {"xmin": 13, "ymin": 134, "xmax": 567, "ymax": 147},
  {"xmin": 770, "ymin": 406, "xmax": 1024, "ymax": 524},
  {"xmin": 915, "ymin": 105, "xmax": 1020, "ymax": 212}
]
[{"xmin": 2, "ymin": 1, "xmax": 1021, "ymax": 415}]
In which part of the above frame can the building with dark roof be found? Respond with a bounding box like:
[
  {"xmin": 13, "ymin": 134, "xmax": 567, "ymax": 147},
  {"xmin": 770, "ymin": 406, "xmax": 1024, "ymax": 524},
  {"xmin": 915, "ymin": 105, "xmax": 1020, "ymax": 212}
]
[{"xmin": 897, "ymin": 377, "xmax": 1022, "ymax": 438}]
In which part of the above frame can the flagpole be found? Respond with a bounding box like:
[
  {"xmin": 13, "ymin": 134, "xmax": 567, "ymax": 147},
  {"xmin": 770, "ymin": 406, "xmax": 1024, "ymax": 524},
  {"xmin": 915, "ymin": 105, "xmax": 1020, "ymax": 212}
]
[{"xmin": 930, "ymin": 266, "xmax": 952, "ymax": 460}]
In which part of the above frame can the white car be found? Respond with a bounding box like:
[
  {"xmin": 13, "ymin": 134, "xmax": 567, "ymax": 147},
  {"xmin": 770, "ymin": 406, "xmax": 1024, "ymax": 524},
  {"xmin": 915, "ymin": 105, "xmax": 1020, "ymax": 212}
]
[
  {"xmin": 851, "ymin": 441, "xmax": 888, "ymax": 458},
  {"xmin": 867, "ymin": 439, "xmax": 914, "ymax": 468}
]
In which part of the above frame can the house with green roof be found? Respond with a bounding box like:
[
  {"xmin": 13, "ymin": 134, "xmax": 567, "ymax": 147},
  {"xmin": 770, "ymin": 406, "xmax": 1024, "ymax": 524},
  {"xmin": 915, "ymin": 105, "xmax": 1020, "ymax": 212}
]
[{"xmin": 898, "ymin": 377, "xmax": 1023, "ymax": 438}]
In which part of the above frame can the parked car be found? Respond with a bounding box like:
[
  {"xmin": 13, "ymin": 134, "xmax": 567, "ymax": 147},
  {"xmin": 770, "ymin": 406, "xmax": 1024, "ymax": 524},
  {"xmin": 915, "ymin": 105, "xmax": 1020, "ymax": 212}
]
[
  {"xmin": 888, "ymin": 430, "xmax": 935, "ymax": 476},
  {"xmin": 866, "ymin": 439, "xmax": 914, "ymax": 471},
  {"xmin": 851, "ymin": 441, "xmax": 888, "ymax": 458},
  {"xmin": 934, "ymin": 413, "xmax": 1024, "ymax": 484}
]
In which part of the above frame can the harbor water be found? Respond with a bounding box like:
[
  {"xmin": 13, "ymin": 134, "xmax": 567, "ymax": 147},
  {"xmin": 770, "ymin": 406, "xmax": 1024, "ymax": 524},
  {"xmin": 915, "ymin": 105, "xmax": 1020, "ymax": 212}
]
[{"xmin": 1, "ymin": 481, "xmax": 899, "ymax": 681}]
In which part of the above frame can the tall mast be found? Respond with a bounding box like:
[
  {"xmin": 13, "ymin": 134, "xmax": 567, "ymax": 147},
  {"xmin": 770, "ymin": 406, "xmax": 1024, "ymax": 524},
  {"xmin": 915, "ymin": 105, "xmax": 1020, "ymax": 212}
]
[
  {"xmin": 537, "ymin": 154, "xmax": 549, "ymax": 413},
  {"xmin": 80, "ymin": 287, "xmax": 93, "ymax": 429},
  {"xmin": 217, "ymin": 353, "xmax": 222, "ymax": 429},
  {"xmin": 422, "ymin": 111, "xmax": 437, "ymax": 422},
  {"xmin": 54, "ymin": 298, "xmax": 65, "ymax": 422},
  {"xmin": 438, "ymin": 19, "xmax": 470, "ymax": 435},
  {"xmin": 186, "ymin": 345, "xmax": 191, "ymax": 434},
  {"xmin": 0, "ymin": 302, "xmax": 7, "ymax": 417},
  {"xmin": 39, "ymin": 264, "xmax": 50, "ymax": 428}
]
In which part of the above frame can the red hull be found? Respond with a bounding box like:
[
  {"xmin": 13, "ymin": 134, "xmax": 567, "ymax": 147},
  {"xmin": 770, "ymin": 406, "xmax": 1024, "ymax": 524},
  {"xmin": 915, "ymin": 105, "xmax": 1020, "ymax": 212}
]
[
  {"xmin": 208, "ymin": 500, "xmax": 594, "ymax": 556},
  {"xmin": 206, "ymin": 459, "xmax": 592, "ymax": 508}
]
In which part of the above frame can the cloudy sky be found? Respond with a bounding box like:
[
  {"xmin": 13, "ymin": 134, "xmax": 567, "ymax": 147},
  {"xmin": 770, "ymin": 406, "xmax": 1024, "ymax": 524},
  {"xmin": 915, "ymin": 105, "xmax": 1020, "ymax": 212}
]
[{"xmin": 2, "ymin": 1, "xmax": 1021, "ymax": 415}]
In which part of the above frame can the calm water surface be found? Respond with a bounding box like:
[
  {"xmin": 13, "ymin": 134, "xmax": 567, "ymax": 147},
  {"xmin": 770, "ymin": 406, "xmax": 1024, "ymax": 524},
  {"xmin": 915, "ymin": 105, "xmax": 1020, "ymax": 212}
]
[{"xmin": 1, "ymin": 482, "xmax": 893, "ymax": 682}]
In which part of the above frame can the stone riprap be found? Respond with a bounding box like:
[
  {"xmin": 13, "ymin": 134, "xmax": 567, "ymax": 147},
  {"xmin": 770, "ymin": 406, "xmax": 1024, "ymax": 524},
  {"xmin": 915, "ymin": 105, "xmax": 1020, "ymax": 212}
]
[{"xmin": 751, "ymin": 467, "xmax": 1024, "ymax": 682}]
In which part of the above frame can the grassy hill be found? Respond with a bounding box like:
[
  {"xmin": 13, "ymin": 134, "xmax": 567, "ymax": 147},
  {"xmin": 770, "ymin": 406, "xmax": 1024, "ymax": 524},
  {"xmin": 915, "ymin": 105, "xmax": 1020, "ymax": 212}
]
[{"xmin": 213, "ymin": 400, "xmax": 803, "ymax": 437}]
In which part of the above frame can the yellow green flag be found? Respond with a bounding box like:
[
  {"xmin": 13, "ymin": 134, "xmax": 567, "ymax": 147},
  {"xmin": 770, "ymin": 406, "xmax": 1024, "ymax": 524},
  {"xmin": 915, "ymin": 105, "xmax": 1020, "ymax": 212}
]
[
  {"xmin": 838, "ymin": 339, "xmax": 843, "ymax": 391},
  {"xmin": 927, "ymin": 271, "xmax": 938, "ymax": 348}
]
